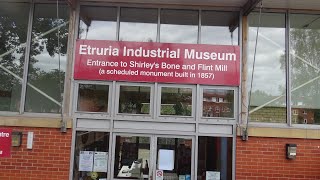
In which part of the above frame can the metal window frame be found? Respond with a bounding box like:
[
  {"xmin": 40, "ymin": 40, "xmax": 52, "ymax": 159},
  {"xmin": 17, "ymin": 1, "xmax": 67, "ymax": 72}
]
[
  {"xmin": 70, "ymin": 124, "xmax": 112, "ymax": 180},
  {"xmin": 247, "ymin": 9, "xmax": 320, "ymax": 127},
  {"xmin": 199, "ymin": 86, "xmax": 238, "ymax": 122},
  {"xmin": 19, "ymin": 1, "xmax": 34, "ymax": 114},
  {"xmin": 246, "ymin": 10, "xmax": 288, "ymax": 126},
  {"xmin": 157, "ymin": 83, "xmax": 197, "ymax": 120},
  {"xmin": 286, "ymin": 10, "xmax": 291, "ymax": 126},
  {"xmin": 114, "ymin": 82, "xmax": 155, "ymax": 119},
  {"xmin": 0, "ymin": 0, "xmax": 72, "ymax": 116},
  {"xmin": 74, "ymin": 80, "xmax": 113, "ymax": 114}
]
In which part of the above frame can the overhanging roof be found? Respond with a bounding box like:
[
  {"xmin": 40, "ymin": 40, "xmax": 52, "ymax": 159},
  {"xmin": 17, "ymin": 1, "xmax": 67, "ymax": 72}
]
[
  {"xmin": 78, "ymin": 0, "xmax": 320, "ymax": 11},
  {"xmin": 261, "ymin": 0, "xmax": 320, "ymax": 11}
]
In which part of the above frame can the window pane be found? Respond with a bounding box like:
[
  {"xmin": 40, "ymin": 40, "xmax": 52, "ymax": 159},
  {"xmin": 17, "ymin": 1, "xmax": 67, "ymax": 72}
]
[
  {"xmin": 197, "ymin": 137, "xmax": 232, "ymax": 180},
  {"xmin": 119, "ymin": 86, "xmax": 151, "ymax": 114},
  {"xmin": 25, "ymin": 4, "xmax": 69, "ymax": 113},
  {"xmin": 73, "ymin": 131, "xmax": 109, "ymax": 180},
  {"xmin": 290, "ymin": 14, "xmax": 320, "ymax": 125},
  {"xmin": 203, "ymin": 89, "xmax": 234, "ymax": 118},
  {"xmin": 77, "ymin": 84, "xmax": 109, "ymax": 112},
  {"xmin": 79, "ymin": 6, "xmax": 117, "ymax": 40},
  {"xmin": 201, "ymin": 11, "xmax": 239, "ymax": 45},
  {"xmin": 0, "ymin": 2, "xmax": 29, "ymax": 111},
  {"xmin": 160, "ymin": 9, "xmax": 198, "ymax": 44},
  {"xmin": 247, "ymin": 13, "xmax": 286, "ymax": 123},
  {"xmin": 161, "ymin": 87, "xmax": 192, "ymax": 116},
  {"xmin": 114, "ymin": 136, "xmax": 150, "ymax": 179},
  {"xmin": 157, "ymin": 137, "xmax": 192, "ymax": 179},
  {"xmin": 120, "ymin": 8, "xmax": 157, "ymax": 42}
]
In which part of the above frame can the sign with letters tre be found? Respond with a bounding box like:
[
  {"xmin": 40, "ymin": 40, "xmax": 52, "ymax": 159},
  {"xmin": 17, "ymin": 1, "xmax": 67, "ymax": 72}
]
[
  {"xmin": 74, "ymin": 40, "xmax": 240, "ymax": 86},
  {"xmin": 0, "ymin": 129, "xmax": 12, "ymax": 158}
]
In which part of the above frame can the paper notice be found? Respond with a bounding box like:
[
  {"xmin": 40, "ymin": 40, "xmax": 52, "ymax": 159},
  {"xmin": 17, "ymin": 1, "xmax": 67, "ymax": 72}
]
[
  {"xmin": 93, "ymin": 152, "xmax": 108, "ymax": 172},
  {"xmin": 79, "ymin": 151, "xmax": 94, "ymax": 171}
]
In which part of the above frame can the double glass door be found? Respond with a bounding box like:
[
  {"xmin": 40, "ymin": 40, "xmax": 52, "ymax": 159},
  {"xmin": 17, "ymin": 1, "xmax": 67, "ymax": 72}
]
[{"xmin": 112, "ymin": 134, "xmax": 194, "ymax": 180}]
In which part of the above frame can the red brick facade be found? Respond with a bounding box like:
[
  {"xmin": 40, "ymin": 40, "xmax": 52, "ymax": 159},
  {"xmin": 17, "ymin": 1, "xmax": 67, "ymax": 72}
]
[
  {"xmin": 236, "ymin": 137, "xmax": 320, "ymax": 180},
  {"xmin": 0, "ymin": 127, "xmax": 72, "ymax": 180}
]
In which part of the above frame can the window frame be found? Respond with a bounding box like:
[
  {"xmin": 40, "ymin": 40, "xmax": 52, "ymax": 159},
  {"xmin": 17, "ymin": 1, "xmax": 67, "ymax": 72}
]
[
  {"xmin": 200, "ymin": 86, "xmax": 237, "ymax": 122},
  {"xmin": 157, "ymin": 83, "xmax": 196, "ymax": 120},
  {"xmin": 246, "ymin": 9, "xmax": 320, "ymax": 127},
  {"xmin": 115, "ymin": 82, "xmax": 154, "ymax": 119},
  {"xmin": 0, "ymin": 1, "xmax": 71, "ymax": 116},
  {"xmin": 74, "ymin": 81, "xmax": 113, "ymax": 118}
]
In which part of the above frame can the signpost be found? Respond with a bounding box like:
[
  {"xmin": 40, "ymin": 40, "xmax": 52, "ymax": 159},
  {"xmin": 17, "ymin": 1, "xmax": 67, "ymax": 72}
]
[
  {"xmin": 0, "ymin": 129, "xmax": 12, "ymax": 158},
  {"xmin": 74, "ymin": 40, "xmax": 240, "ymax": 86}
]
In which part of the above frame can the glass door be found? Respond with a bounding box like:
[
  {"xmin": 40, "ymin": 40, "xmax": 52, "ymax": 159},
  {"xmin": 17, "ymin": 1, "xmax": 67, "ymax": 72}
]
[
  {"xmin": 112, "ymin": 134, "xmax": 152, "ymax": 180},
  {"xmin": 154, "ymin": 136, "xmax": 194, "ymax": 180},
  {"xmin": 111, "ymin": 134, "xmax": 194, "ymax": 180}
]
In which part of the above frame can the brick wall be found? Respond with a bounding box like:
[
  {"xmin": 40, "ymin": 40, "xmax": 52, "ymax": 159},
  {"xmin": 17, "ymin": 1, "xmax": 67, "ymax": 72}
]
[
  {"xmin": 236, "ymin": 137, "xmax": 320, "ymax": 180},
  {"xmin": 0, "ymin": 127, "xmax": 72, "ymax": 180}
]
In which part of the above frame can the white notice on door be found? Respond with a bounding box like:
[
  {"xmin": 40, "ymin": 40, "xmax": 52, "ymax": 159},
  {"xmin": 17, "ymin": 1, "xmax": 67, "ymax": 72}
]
[
  {"xmin": 93, "ymin": 152, "xmax": 108, "ymax": 172},
  {"xmin": 79, "ymin": 151, "xmax": 94, "ymax": 171},
  {"xmin": 206, "ymin": 171, "xmax": 220, "ymax": 180}
]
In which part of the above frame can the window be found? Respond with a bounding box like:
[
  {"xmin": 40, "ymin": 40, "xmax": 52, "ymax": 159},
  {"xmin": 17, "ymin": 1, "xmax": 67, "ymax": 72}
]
[
  {"xmin": 201, "ymin": 11, "xmax": 239, "ymax": 45},
  {"xmin": 118, "ymin": 85, "xmax": 151, "ymax": 114},
  {"xmin": 290, "ymin": 14, "xmax": 320, "ymax": 125},
  {"xmin": 156, "ymin": 137, "xmax": 192, "ymax": 178},
  {"xmin": 120, "ymin": 8, "xmax": 157, "ymax": 42},
  {"xmin": 160, "ymin": 9, "xmax": 198, "ymax": 44},
  {"xmin": 197, "ymin": 137, "xmax": 232, "ymax": 180},
  {"xmin": 73, "ymin": 131, "xmax": 110, "ymax": 180},
  {"xmin": 202, "ymin": 89, "xmax": 234, "ymax": 118},
  {"xmin": 77, "ymin": 84, "xmax": 109, "ymax": 112},
  {"xmin": 114, "ymin": 135, "xmax": 150, "ymax": 179},
  {"xmin": 79, "ymin": 6, "xmax": 117, "ymax": 40},
  {"xmin": 25, "ymin": 3, "xmax": 69, "ymax": 113},
  {"xmin": 0, "ymin": 2, "xmax": 29, "ymax": 112},
  {"xmin": 247, "ymin": 12, "xmax": 286, "ymax": 123},
  {"xmin": 160, "ymin": 87, "xmax": 192, "ymax": 116}
]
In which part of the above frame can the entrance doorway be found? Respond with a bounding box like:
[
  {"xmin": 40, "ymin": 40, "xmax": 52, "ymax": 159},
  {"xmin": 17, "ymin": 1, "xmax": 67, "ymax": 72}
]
[
  {"xmin": 72, "ymin": 130, "xmax": 233, "ymax": 180},
  {"xmin": 112, "ymin": 134, "xmax": 194, "ymax": 180}
]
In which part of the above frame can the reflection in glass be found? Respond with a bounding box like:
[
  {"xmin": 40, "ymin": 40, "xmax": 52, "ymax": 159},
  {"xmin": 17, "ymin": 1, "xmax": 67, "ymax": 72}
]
[
  {"xmin": 247, "ymin": 12, "xmax": 286, "ymax": 123},
  {"xmin": 114, "ymin": 136, "xmax": 150, "ymax": 179},
  {"xmin": 73, "ymin": 131, "xmax": 109, "ymax": 180},
  {"xmin": 25, "ymin": 4, "xmax": 69, "ymax": 113},
  {"xmin": 79, "ymin": 6, "xmax": 117, "ymax": 40},
  {"xmin": 0, "ymin": 2, "xmax": 29, "ymax": 111},
  {"xmin": 203, "ymin": 89, "xmax": 234, "ymax": 118},
  {"xmin": 77, "ymin": 84, "xmax": 109, "ymax": 112},
  {"xmin": 120, "ymin": 8, "xmax": 157, "ymax": 42},
  {"xmin": 157, "ymin": 137, "xmax": 192, "ymax": 180},
  {"xmin": 290, "ymin": 14, "xmax": 320, "ymax": 124},
  {"xmin": 161, "ymin": 87, "xmax": 192, "ymax": 116},
  {"xmin": 201, "ymin": 11, "xmax": 239, "ymax": 45},
  {"xmin": 119, "ymin": 86, "xmax": 151, "ymax": 114},
  {"xmin": 160, "ymin": 9, "xmax": 198, "ymax": 44},
  {"xmin": 197, "ymin": 137, "xmax": 232, "ymax": 180}
]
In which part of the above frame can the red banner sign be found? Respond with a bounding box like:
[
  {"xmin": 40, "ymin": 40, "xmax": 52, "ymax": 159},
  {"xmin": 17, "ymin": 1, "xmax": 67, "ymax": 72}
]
[
  {"xmin": 0, "ymin": 129, "xmax": 12, "ymax": 158},
  {"xmin": 74, "ymin": 40, "xmax": 240, "ymax": 86}
]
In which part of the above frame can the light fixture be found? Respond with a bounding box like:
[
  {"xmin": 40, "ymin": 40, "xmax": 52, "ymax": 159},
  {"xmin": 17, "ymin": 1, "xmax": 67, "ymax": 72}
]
[
  {"xmin": 11, "ymin": 132, "xmax": 22, "ymax": 147},
  {"xmin": 286, "ymin": 144, "xmax": 297, "ymax": 159}
]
